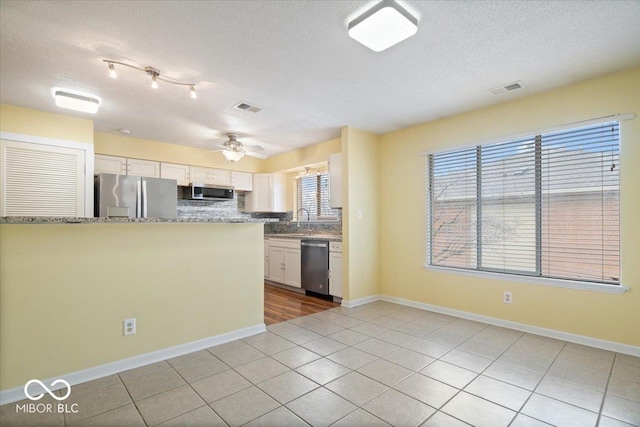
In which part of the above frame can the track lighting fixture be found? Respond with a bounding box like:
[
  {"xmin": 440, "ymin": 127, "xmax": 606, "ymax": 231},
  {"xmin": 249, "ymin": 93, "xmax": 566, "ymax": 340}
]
[
  {"xmin": 108, "ymin": 62, "xmax": 117, "ymax": 78},
  {"xmin": 103, "ymin": 60, "xmax": 197, "ymax": 98}
]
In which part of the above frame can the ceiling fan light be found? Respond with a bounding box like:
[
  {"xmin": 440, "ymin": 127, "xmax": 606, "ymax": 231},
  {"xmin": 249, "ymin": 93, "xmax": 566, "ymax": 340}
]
[
  {"xmin": 222, "ymin": 150, "xmax": 244, "ymax": 162},
  {"xmin": 348, "ymin": 0, "xmax": 418, "ymax": 52},
  {"xmin": 151, "ymin": 74, "xmax": 158, "ymax": 89},
  {"xmin": 190, "ymin": 85, "xmax": 197, "ymax": 99},
  {"xmin": 53, "ymin": 90, "xmax": 100, "ymax": 114}
]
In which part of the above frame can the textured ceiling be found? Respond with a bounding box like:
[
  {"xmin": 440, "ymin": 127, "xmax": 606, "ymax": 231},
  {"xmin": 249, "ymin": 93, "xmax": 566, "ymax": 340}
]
[{"xmin": 1, "ymin": 1, "xmax": 639, "ymax": 158}]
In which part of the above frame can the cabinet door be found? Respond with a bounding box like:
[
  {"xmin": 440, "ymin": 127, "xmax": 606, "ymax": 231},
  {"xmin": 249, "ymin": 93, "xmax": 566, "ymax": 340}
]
[
  {"xmin": 264, "ymin": 239, "xmax": 270, "ymax": 279},
  {"xmin": 271, "ymin": 173, "xmax": 287, "ymax": 212},
  {"xmin": 231, "ymin": 171, "xmax": 253, "ymax": 191},
  {"xmin": 127, "ymin": 158, "xmax": 160, "ymax": 178},
  {"xmin": 161, "ymin": 163, "xmax": 190, "ymax": 186},
  {"xmin": 190, "ymin": 166, "xmax": 211, "ymax": 184},
  {"xmin": 268, "ymin": 247, "xmax": 285, "ymax": 283},
  {"xmin": 1, "ymin": 139, "xmax": 87, "ymax": 216},
  {"xmin": 329, "ymin": 252, "xmax": 343, "ymax": 297},
  {"xmin": 284, "ymin": 248, "xmax": 301, "ymax": 288},
  {"xmin": 95, "ymin": 154, "xmax": 127, "ymax": 175},
  {"xmin": 252, "ymin": 174, "xmax": 273, "ymax": 211},
  {"xmin": 328, "ymin": 153, "xmax": 342, "ymax": 208},
  {"xmin": 210, "ymin": 169, "xmax": 231, "ymax": 186}
]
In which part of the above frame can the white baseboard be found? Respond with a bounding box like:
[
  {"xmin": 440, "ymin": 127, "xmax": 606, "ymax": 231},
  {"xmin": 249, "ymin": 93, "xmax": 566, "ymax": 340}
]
[
  {"xmin": 341, "ymin": 294, "xmax": 381, "ymax": 308},
  {"xmin": 379, "ymin": 295, "xmax": 640, "ymax": 357},
  {"xmin": 0, "ymin": 323, "xmax": 266, "ymax": 405}
]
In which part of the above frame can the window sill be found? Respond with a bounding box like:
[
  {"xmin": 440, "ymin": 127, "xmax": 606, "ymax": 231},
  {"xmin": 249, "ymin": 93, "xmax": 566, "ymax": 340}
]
[{"xmin": 422, "ymin": 265, "xmax": 629, "ymax": 294}]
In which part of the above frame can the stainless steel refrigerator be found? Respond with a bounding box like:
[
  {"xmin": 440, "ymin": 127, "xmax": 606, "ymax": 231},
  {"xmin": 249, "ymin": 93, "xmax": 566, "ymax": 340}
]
[{"xmin": 94, "ymin": 173, "xmax": 177, "ymax": 218}]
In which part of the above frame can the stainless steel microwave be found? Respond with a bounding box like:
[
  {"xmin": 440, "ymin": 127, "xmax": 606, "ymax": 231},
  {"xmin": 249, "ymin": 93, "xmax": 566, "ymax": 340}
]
[{"xmin": 190, "ymin": 183, "xmax": 234, "ymax": 200}]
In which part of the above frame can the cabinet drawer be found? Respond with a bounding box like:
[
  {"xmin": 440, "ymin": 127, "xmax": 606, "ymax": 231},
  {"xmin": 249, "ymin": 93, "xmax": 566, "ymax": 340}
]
[
  {"xmin": 329, "ymin": 242, "xmax": 342, "ymax": 252},
  {"xmin": 267, "ymin": 238, "xmax": 301, "ymax": 249}
]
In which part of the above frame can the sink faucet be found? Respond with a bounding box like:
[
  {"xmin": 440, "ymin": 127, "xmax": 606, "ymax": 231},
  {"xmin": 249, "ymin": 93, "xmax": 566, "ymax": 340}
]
[{"xmin": 296, "ymin": 208, "xmax": 312, "ymax": 234}]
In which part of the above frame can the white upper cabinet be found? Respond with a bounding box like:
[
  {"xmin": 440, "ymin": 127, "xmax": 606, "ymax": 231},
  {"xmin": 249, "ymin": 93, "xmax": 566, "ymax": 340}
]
[
  {"xmin": 328, "ymin": 153, "xmax": 342, "ymax": 208},
  {"xmin": 211, "ymin": 168, "xmax": 231, "ymax": 186},
  {"xmin": 95, "ymin": 154, "xmax": 127, "ymax": 175},
  {"xmin": 160, "ymin": 163, "xmax": 190, "ymax": 186},
  {"xmin": 127, "ymin": 158, "xmax": 160, "ymax": 178},
  {"xmin": 245, "ymin": 173, "xmax": 286, "ymax": 212},
  {"xmin": 189, "ymin": 166, "xmax": 210, "ymax": 183},
  {"xmin": 95, "ymin": 155, "xmax": 160, "ymax": 178},
  {"xmin": 189, "ymin": 166, "xmax": 231, "ymax": 186},
  {"xmin": 1, "ymin": 136, "xmax": 93, "ymax": 217},
  {"xmin": 231, "ymin": 171, "xmax": 253, "ymax": 192}
]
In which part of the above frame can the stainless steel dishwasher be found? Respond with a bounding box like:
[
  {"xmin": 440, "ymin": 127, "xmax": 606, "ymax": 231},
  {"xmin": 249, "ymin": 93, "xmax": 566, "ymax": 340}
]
[{"xmin": 301, "ymin": 240, "xmax": 330, "ymax": 295}]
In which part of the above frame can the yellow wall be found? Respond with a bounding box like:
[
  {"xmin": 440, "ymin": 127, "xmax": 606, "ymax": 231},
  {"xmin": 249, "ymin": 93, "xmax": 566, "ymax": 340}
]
[
  {"xmin": 0, "ymin": 223, "xmax": 264, "ymax": 390},
  {"xmin": 378, "ymin": 68, "xmax": 640, "ymax": 346},
  {"xmin": 94, "ymin": 132, "xmax": 263, "ymax": 173},
  {"xmin": 262, "ymin": 137, "xmax": 341, "ymax": 173},
  {"xmin": 342, "ymin": 126, "xmax": 380, "ymax": 301},
  {"xmin": 0, "ymin": 104, "xmax": 94, "ymax": 144}
]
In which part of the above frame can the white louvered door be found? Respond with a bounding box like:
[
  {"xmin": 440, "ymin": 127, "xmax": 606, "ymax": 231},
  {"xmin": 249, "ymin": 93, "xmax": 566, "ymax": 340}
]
[{"xmin": 1, "ymin": 139, "xmax": 86, "ymax": 216}]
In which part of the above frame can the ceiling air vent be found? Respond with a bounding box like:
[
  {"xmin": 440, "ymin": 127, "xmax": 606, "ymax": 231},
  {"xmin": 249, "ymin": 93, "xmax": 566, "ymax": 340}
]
[
  {"xmin": 234, "ymin": 102, "xmax": 262, "ymax": 113},
  {"xmin": 487, "ymin": 81, "xmax": 525, "ymax": 96}
]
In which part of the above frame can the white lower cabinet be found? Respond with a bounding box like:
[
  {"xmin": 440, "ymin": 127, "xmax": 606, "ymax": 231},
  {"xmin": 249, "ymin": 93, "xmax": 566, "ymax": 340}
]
[
  {"xmin": 268, "ymin": 246, "xmax": 285, "ymax": 283},
  {"xmin": 284, "ymin": 248, "xmax": 301, "ymax": 288},
  {"xmin": 329, "ymin": 242, "xmax": 343, "ymax": 297},
  {"xmin": 264, "ymin": 239, "xmax": 270, "ymax": 279},
  {"xmin": 266, "ymin": 239, "xmax": 301, "ymax": 288}
]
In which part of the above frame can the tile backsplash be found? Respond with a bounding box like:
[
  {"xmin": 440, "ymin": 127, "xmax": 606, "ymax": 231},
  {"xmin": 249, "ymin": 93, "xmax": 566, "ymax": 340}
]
[
  {"xmin": 264, "ymin": 211, "xmax": 342, "ymax": 235},
  {"xmin": 176, "ymin": 187, "xmax": 341, "ymax": 235}
]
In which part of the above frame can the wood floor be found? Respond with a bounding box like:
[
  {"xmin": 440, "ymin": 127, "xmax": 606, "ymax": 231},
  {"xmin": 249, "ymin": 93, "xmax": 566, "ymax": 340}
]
[{"xmin": 264, "ymin": 284, "xmax": 339, "ymax": 325}]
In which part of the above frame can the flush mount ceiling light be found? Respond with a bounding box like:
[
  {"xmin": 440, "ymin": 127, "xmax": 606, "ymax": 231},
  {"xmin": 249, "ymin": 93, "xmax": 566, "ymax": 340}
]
[
  {"xmin": 103, "ymin": 59, "xmax": 197, "ymax": 99},
  {"xmin": 53, "ymin": 90, "xmax": 100, "ymax": 114},
  {"xmin": 348, "ymin": 0, "xmax": 418, "ymax": 52}
]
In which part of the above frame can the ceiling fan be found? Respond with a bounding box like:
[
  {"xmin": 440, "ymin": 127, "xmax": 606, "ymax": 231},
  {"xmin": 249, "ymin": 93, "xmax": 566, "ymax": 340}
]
[{"xmin": 213, "ymin": 133, "xmax": 267, "ymax": 161}]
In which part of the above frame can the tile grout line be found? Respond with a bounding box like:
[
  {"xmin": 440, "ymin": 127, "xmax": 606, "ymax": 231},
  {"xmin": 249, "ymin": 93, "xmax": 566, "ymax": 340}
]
[
  {"xmin": 117, "ymin": 373, "xmax": 150, "ymax": 427},
  {"xmin": 507, "ymin": 339, "xmax": 568, "ymax": 427},
  {"xmin": 163, "ymin": 356, "xmax": 228, "ymax": 427},
  {"xmin": 595, "ymin": 352, "xmax": 617, "ymax": 426},
  {"xmin": 422, "ymin": 322, "xmax": 526, "ymax": 426}
]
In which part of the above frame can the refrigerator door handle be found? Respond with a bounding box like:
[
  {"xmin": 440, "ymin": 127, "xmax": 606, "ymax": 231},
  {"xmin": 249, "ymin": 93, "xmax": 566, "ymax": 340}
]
[
  {"xmin": 142, "ymin": 179, "xmax": 148, "ymax": 218},
  {"xmin": 136, "ymin": 180, "xmax": 142, "ymax": 218}
]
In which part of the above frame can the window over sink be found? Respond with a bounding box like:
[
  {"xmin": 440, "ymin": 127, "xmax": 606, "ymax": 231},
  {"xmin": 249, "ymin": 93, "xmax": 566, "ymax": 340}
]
[{"xmin": 293, "ymin": 171, "xmax": 339, "ymax": 221}]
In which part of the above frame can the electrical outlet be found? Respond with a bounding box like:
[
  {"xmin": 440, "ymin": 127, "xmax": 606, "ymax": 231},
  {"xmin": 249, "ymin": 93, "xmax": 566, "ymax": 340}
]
[
  {"xmin": 124, "ymin": 318, "xmax": 136, "ymax": 336},
  {"xmin": 503, "ymin": 291, "xmax": 512, "ymax": 304}
]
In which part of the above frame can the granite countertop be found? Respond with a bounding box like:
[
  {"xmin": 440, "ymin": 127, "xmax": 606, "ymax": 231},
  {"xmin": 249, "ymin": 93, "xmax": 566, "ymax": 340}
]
[
  {"xmin": 0, "ymin": 216, "xmax": 278, "ymax": 224},
  {"xmin": 266, "ymin": 233, "xmax": 342, "ymax": 242}
]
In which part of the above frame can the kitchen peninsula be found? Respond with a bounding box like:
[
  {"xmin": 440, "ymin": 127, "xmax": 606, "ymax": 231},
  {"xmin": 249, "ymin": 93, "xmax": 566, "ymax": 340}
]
[{"xmin": 0, "ymin": 217, "xmax": 272, "ymax": 394}]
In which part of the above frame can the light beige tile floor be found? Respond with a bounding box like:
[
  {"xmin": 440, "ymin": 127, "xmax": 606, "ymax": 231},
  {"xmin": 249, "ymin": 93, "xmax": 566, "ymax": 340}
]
[{"xmin": 2, "ymin": 300, "xmax": 639, "ymax": 426}]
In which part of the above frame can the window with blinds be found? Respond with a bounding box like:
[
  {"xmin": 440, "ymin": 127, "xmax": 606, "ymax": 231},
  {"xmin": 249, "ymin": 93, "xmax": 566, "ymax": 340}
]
[
  {"xmin": 293, "ymin": 172, "xmax": 339, "ymax": 220},
  {"xmin": 426, "ymin": 121, "xmax": 620, "ymax": 286}
]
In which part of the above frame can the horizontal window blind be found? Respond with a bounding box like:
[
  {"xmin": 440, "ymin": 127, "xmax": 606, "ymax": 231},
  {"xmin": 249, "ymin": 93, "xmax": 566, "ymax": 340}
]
[
  {"xmin": 293, "ymin": 172, "xmax": 339, "ymax": 220},
  {"xmin": 427, "ymin": 121, "xmax": 620, "ymax": 285}
]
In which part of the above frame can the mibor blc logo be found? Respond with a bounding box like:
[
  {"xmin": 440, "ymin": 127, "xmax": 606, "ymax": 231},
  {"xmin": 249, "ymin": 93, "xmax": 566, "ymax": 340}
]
[{"xmin": 16, "ymin": 379, "xmax": 79, "ymax": 414}]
